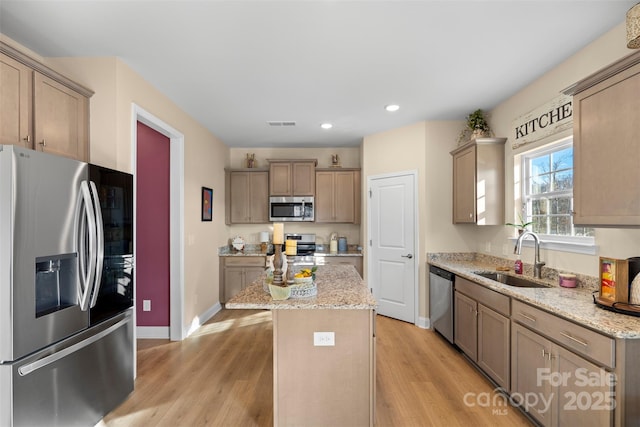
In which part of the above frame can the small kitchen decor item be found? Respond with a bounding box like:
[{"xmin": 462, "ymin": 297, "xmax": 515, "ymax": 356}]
[
  {"xmin": 201, "ymin": 187, "xmax": 213, "ymax": 221},
  {"xmin": 246, "ymin": 153, "xmax": 256, "ymax": 168},
  {"xmin": 269, "ymin": 284, "xmax": 291, "ymax": 300},
  {"xmin": 260, "ymin": 231, "xmax": 270, "ymax": 253},
  {"xmin": 597, "ymin": 257, "xmax": 629, "ymax": 304},
  {"xmin": 558, "ymin": 273, "xmax": 577, "ymax": 288},
  {"xmin": 331, "ymin": 154, "xmax": 341, "ymax": 168},
  {"xmin": 338, "ymin": 236, "xmax": 347, "ymax": 252},
  {"xmin": 231, "ymin": 236, "xmax": 245, "ymax": 252},
  {"xmin": 458, "ymin": 109, "xmax": 491, "ymax": 145},
  {"xmin": 272, "ymin": 223, "xmax": 285, "ymax": 286}
]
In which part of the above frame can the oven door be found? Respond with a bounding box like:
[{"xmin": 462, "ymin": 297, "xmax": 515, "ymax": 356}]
[{"xmin": 0, "ymin": 146, "xmax": 90, "ymax": 362}]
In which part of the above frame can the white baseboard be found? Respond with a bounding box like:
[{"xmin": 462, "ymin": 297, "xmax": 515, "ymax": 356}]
[
  {"xmin": 136, "ymin": 302, "xmax": 222, "ymax": 340},
  {"xmin": 417, "ymin": 316, "xmax": 431, "ymax": 329},
  {"xmin": 184, "ymin": 302, "xmax": 222, "ymax": 338},
  {"xmin": 136, "ymin": 326, "xmax": 170, "ymax": 339}
]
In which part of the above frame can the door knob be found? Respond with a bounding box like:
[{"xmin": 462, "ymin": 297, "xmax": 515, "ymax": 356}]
[{"xmin": 401, "ymin": 254, "xmax": 413, "ymax": 259}]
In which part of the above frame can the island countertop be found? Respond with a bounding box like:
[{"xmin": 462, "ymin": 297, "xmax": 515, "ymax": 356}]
[{"xmin": 225, "ymin": 264, "xmax": 377, "ymax": 310}]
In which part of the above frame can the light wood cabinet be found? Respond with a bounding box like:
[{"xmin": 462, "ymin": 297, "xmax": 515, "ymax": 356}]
[
  {"xmin": 219, "ymin": 256, "xmax": 266, "ymax": 303},
  {"xmin": 1, "ymin": 43, "xmax": 92, "ymax": 161},
  {"xmin": 268, "ymin": 159, "xmax": 316, "ymax": 196},
  {"xmin": 450, "ymin": 137, "xmax": 506, "ymax": 225},
  {"xmin": 454, "ymin": 276, "xmax": 510, "ymax": 389},
  {"xmin": 225, "ymin": 169, "xmax": 269, "ymax": 224},
  {"xmin": 511, "ymin": 322, "xmax": 613, "ymax": 427},
  {"xmin": 315, "ymin": 169, "xmax": 361, "ymax": 224},
  {"xmin": 567, "ymin": 50, "xmax": 640, "ymax": 225}
]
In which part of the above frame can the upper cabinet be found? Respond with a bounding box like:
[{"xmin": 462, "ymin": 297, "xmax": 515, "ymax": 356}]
[
  {"xmin": 566, "ymin": 50, "xmax": 640, "ymax": 226},
  {"xmin": 315, "ymin": 169, "xmax": 361, "ymax": 224},
  {"xmin": 225, "ymin": 169, "xmax": 269, "ymax": 224},
  {"xmin": 1, "ymin": 43, "xmax": 93, "ymax": 161},
  {"xmin": 451, "ymin": 137, "xmax": 506, "ymax": 225},
  {"xmin": 269, "ymin": 159, "xmax": 317, "ymax": 196}
]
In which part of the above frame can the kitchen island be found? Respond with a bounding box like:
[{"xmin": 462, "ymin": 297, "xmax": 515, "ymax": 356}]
[{"xmin": 226, "ymin": 264, "xmax": 377, "ymax": 427}]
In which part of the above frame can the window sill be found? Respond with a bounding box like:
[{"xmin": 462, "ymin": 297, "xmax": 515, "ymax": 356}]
[{"xmin": 507, "ymin": 237, "xmax": 598, "ymax": 255}]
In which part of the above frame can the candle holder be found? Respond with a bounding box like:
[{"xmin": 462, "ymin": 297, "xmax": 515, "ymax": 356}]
[
  {"xmin": 286, "ymin": 255, "xmax": 296, "ymax": 285},
  {"xmin": 272, "ymin": 244, "xmax": 285, "ymax": 287}
]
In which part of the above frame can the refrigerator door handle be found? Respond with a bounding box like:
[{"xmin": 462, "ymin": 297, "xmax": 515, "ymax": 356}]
[
  {"xmin": 89, "ymin": 181, "xmax": 104, "ymax": 308},
  {"xmin": 17, "ymin": 317, "xmax": 129, "ymax": 376},
  {"xmin": 78, "ymin": 181, "xmax": 97, "ymax": 311}
]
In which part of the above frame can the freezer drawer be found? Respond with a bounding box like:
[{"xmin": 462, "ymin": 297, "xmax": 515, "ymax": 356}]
[{"xmin": 0, "ymin": 310, "xmax": 134, "ymax": 427}]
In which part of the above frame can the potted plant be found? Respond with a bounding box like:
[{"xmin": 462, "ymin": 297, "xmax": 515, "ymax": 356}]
[
  {"xmin": 506, "ymin": 213, "xmax": 533, "ymax": 235},
  {"xmin": 466, "ymin": 109, "xmax": 491, "ymax": 138}
]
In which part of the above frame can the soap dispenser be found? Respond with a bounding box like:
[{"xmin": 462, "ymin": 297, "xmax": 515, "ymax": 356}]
[{"xmin": 514, "ymin": 255, "xmax": 523, "ymax": 275}]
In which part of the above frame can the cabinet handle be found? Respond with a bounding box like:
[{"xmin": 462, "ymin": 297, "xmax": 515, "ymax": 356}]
[
  {"xmin": 560, "ymin": 331, "xmax": 588, "ymax": 347},
  {"xmin": 22, "ymin": 135, "xmax": 31, "ymax": 143},
  {"xmin": 39, "ymin": 139, "xmax": 46, "ymax": 147},
  {"xmin": 519, "ymin": 312, "xmax": 537, "ymax": 323}
]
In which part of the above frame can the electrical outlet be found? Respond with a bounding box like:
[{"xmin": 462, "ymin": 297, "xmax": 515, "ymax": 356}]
[
  {"xmin": 143, "ymin": 300, "xmax": 151, "ymax": 311},
  {"xmin": 313, "ymin": 332, "xmax": 335, "ymax": 346}
]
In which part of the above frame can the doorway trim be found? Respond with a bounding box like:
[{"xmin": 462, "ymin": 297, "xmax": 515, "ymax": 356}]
[
  {"xmin": 366, "ymin": 169, "xmax": 419, "ymax": 325},
  {"xmin": 132, "ymin": 104, "xmax": 185, "ymax": 341}
]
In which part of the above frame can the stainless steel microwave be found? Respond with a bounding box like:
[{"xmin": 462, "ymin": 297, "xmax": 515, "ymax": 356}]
[{"xmin": 269, "ymin": 196, "xmax": 314, "ymax": 222}]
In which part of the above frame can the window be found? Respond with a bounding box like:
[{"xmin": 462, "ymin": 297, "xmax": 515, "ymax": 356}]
[{"xmin": 519, "ymin": 137, "xmax": 595, "ymax": 251}]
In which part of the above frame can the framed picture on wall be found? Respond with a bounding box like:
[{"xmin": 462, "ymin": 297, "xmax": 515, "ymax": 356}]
[{"xmin": 202, "ymin": 187, "xmax": 213, "ymax": 221}]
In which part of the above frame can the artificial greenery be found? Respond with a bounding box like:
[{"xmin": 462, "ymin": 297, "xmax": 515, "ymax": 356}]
[
  {"xmin": 466, "ymin": 109, "xmax": 490, "ymax": 132},
  {"xmin": 506, "ymin": 212, "xmax": 533, "ymax": 231}
]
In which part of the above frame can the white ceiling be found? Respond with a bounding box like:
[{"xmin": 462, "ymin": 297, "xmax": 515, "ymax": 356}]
[{"xmin": 0, "ymin": 1, "xmax": 634, "ymax": 148}]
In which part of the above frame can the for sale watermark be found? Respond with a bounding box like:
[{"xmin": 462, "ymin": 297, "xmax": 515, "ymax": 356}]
[{"xmin": 463, "ymin": 367, "xmax": 616, "ymax": 416}]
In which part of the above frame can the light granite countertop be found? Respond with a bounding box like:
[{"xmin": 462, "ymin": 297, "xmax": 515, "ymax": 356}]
[
  {"xmin": 218, "ymin": 244, "xmax": 363, "ymax": 257},
  {"xmin": 428, "ymin": 252, "xmax": 640, "ymax": 339},
  {"xmin": 225, "ymin": 264, "xmax": 376, "ymax": 310}
]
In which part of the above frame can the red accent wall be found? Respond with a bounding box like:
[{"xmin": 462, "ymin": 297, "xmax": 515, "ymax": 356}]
[{"xmin": 136, "ymin": 122, "xmax": 170, "ymax": 326}]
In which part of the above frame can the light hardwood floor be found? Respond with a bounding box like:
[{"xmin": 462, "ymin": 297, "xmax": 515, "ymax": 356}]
[{"xmin": 102, "ymin": 309, "xmax": 533, "ymax": 427}]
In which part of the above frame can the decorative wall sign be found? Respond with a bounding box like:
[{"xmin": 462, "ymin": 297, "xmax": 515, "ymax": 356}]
[
  {"xmin": 512, "ymin": 94, "xmax": 573, "ymax": 149},
  {"xmin": 201, "ymin": 187, "xmax": 213, "ymax": 221}
]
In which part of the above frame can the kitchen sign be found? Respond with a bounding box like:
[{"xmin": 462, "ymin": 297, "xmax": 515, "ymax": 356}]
[{"xmin": 512, "ymin": 94, "xmax": 573, "ymax": 149}]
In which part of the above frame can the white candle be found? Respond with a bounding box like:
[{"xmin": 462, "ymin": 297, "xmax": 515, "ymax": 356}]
[{"xmin": 273, "ymin": 223, "xmax": 284, "ymax": 244}]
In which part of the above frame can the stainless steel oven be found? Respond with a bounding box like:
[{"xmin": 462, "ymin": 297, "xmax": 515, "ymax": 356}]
[{"xmin": 269, "ymin": 196, "xmax": 314, "ymax": 222}]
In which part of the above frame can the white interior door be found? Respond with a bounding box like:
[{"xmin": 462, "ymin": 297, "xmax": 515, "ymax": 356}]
[{"xmin": 368, "ymin": 172, "xmax": 417, "ymax": 323}]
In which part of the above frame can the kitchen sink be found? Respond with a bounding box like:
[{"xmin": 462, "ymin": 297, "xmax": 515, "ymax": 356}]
[{"xmin": 474, "ymin": 272, "xmax": 549, "ymax": 288}]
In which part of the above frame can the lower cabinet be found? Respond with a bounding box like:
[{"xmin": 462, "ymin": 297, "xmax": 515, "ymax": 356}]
[
  {"xmin": 454, "ymin": 277, "xmax": 510, "ymax": 389},
  {"xmin": 220, "ymin": 257, "xmax": 265, "ymax": 303},
  {"xmin": 512, "ymin": 322, "xmax": 613, "ymax": 427}
]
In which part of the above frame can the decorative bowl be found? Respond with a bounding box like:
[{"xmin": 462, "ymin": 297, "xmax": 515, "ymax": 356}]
[{"xmin": 293, "ymin": 276, "xmax": 313, "ymax": 285}]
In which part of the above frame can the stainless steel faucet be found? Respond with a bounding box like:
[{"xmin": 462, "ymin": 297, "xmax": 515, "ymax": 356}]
[{"xmin": 514, "ymin": 231, "xmax": 545, "ymax": 278}]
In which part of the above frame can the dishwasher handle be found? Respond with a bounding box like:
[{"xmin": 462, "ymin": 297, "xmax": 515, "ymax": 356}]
[{"xmin": 429, "ymin": 265, "xmax": 454, "ymax": 281}]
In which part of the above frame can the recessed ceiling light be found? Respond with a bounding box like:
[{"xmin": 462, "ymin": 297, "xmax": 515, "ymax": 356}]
[
  {"xmin": 321, "ymin": 123, "xmax": 333, "ymax": 129},
  {"xmin": 385, "ymin": 104, "xmax": 400, "ymax": 112}
]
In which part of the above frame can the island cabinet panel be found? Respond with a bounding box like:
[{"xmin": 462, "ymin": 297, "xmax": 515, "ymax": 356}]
[
  {"xmin": 570, "ymin": 51, "xmax": 640, "ymax": 225},
  {"xmin": 273, "ymin": 309, "xmax": 375, "ymax": 427}
]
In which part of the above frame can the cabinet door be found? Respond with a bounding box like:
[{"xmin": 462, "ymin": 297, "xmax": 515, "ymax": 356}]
[
  {"xmin": 244, "ymin": 266, "xmax": 264, "ymax": 289},
  {"xmin": 292, "ymin": 161, "xmax": 315, "ymax": 196},
  {"xmin": 452, "ymin": 145, "xmax": 476, "ymax": 223},
  {"xmin": 34, "ymin": 72, "xmax": 88, "ymax": 161},
  {"xmin": 229, "ymin": 172, "xmax": 251, "ymax": 223},
  {"xmin": 269, "ymin": 162, "xmax": 292, "ymax": 196},
  {"xmin": 454, "ymin": 291, "xmax": 477, "ymax": 361},
  {"xmin": 554, "ymin": 345, "xmax": 613, "ymax": 427},
  {"xmin": 334, "ymin": 171, "xmax": 356, "ymax": 222},
  {"xmin": 0, "ymin": 53, "xmax": 32, "ymax": 147},
  {"xmin": 477, "ymin": 304, "xmax": 510, "ymax": 390},
  {"xmin": 223, "ymin": 267, "xmax": 244, "ymax": 303},
  {"xmin": 315, "ymin": 171, "xmax": 335, "ymax": 222},
  {"xmin": 511, "ymin": 323, "xmax": 552, "ymax": 426},
  {"xmin": 248, "ymin": 171, "xmax": 269, "ymax": 222},
  {"xmin": 573, "ymin": 62, "xmax": 640, "ymax": 225}
]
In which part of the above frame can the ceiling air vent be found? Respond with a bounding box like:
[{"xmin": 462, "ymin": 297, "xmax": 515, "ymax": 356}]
[{"xmin": 267, "ymin": 121, "xmax": 296, "ymax": 127}]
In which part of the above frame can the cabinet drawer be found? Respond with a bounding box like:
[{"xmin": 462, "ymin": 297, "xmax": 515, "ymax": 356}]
[
  {"xmin": 455, "ymin": 276, "xmax": 510, "ymax": 317},
  {"xmin": 512, "ymin": 300, "xmax": 614, "ymax": 368},
  {"xmin": 223, "ymin": 256, "xmax": 267, "ymax": 267}
]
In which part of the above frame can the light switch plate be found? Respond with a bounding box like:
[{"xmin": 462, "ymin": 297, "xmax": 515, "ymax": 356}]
[
  {"xmin": 143, "ymin": 300, "xmax": 151, "ymax": 311},
  {"xmin": 313, "ymin": 332, "xmax": 335, "ymax": 346}
]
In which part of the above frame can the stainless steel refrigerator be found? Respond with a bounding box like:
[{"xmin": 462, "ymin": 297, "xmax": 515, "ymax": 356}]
[{"xmin": 0, "ymin": 145, "xmax": 134, "ymax": 426}]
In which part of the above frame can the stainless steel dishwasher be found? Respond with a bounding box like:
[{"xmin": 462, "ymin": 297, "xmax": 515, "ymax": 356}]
[{"xmin": 429, "ymin": 265, "xmax": 454, "ymax": 344}]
